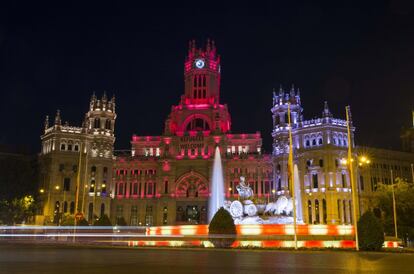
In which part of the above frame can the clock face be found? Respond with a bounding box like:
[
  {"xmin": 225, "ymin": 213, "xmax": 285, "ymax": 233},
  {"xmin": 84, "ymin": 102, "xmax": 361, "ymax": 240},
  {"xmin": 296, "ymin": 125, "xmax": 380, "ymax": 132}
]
[{"xmin": 195, "ymin": 59, "xmax": 205, "ymax": 69}]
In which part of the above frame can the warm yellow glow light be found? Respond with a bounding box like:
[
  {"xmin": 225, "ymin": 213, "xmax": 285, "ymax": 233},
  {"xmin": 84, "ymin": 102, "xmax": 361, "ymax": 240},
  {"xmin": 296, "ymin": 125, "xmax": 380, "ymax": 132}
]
[
  {"xmin": 39, "ymin": 189, "xmax": 45, "ymax": 193},
  {"xmin": 55, "ymin": 185, "xmax": 60, "ymax": 190}
]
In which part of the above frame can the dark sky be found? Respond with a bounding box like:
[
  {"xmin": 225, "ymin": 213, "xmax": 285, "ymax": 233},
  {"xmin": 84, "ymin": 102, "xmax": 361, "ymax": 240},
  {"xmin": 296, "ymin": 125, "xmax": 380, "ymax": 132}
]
[{"xmin": 0, "ymin": 1, "xmax": 413, "ymax": 153}]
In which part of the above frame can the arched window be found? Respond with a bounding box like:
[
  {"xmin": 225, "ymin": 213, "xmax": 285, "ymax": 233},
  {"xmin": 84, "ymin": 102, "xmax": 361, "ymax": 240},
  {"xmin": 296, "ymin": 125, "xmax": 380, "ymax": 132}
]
[
  {"xmin": 318, "ymin": 138, "xmax": 323, "ymax": 145},
  {"xmin": 312, "ymin": 139, "xmax": 317, "ymax": 146},
  {"xmin": 315, "ymin": 200, "xmax": 320, "ymax": 224},
  {"xmin": 100, "ymin": 203, "xmax": 105, "ymax": 217},
  {"xmin": 186, "ymin": 118, "xmax": 210, "ymax": 131},
  {"xmin": 94, "ymin": 118, "xmax": 100, "ymax": 129},
  {"xmin": 322, "ymin": 199, "xmax": 327, "ymax": 224},
  {"xmin": 305, "ymin": 140, "xmax": 310, "ymax": 147},
  {"xmin": 308, "ymin": 200, "xmax": 312, "ymax": 224},
  {"xmin": 63, "ymin": 201, "xmax": 68, "ymax": 213},
  {"xmin": 105, "ymin": 119, "xmax": 111, "ymax": 130},
  {"xmin": 70, "ymin": 202, "xmax": 75, "ymax": 214},
  {"xmin": 60, "ymin": 142, "xmax": 67, "ymax": 151}
]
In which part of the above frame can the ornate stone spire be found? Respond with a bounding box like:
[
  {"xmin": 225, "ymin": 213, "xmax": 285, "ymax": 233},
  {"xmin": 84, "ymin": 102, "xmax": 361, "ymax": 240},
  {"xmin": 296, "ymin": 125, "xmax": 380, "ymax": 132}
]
[
  {"xmin": 54, "ymin": 109, "xmax": 61, "ymax": 126},
  {"xmin": 44, "ymin": 115, "xmax": 49, "ymax": 132},
  {"xmin": 322, "ymin": 101, "xmax": 333, "ymax": 118}
]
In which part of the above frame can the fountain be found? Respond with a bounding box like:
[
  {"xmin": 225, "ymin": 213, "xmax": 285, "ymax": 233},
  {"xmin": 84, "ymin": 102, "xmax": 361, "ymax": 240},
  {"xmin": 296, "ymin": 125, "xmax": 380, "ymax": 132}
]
[
  {"xmin": 224, "ymin": 175, "xmax": 304, "ymax": 225},
  {"xmin": 208, "ymin": 146, "xmax": 225, "ymax": 222},
  {"xmin": 294, "ymin": 164, "xmax": 303, "ymax": 222}
]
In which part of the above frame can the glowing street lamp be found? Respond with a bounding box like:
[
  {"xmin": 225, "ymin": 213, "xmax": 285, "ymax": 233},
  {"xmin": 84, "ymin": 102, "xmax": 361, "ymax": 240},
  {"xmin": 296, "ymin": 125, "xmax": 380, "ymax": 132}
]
[
  {"xmin": 55, "ymin": 185, "xmax": 60, "ymax": 190},
  {"xmin": 39, "ymin": 188, "xmax": 45, "ymax": 194}
]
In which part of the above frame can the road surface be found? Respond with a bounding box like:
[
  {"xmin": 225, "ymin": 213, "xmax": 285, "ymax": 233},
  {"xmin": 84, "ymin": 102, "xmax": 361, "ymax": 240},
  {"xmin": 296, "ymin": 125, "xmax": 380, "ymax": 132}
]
[{"xmin": 0, "ymin": 244, "xmax": 413, "ymax": 274}]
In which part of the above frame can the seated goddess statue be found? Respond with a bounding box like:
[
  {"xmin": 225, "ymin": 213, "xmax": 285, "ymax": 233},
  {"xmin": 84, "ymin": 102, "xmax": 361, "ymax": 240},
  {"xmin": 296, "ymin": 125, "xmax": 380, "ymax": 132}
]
[{"xmin": 236, "ymin": 176, "xmax": 253, "ymax": 200}]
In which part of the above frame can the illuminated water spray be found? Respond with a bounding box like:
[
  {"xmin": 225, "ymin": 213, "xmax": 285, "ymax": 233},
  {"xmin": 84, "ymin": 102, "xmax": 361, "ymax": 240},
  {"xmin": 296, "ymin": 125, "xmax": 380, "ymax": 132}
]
[
  {"xmin": 294, "ymin": 164, "xmax": 303, "ymax": 222},
  {"xmin": 208, "ymin": 146, "xmax": 225, "ymax": 222}
]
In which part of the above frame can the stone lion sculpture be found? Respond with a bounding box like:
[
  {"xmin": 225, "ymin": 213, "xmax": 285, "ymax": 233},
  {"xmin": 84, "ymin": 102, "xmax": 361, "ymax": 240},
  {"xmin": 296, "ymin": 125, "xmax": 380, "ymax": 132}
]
[{"xmin": 264, "ymin": 196, "xmax": 293, "ymax": 216}]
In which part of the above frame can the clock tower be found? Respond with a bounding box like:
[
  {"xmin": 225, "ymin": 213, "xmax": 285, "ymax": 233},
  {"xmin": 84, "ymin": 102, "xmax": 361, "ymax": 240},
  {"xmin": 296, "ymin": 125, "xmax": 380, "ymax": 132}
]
[{"xmin": 182, "ymin": 39, "xmax": 221, "ymax": 105}]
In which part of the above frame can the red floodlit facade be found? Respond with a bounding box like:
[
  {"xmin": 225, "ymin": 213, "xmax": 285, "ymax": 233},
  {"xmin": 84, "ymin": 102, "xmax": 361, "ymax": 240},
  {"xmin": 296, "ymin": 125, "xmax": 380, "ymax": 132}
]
[{"xmin": 112, "ymin": 40, "xmax": 270, "ymax": 226}]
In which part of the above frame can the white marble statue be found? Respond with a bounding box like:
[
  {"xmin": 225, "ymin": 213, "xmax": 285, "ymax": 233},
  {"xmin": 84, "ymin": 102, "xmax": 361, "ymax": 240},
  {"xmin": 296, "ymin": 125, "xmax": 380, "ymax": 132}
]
[{"xmin": 236, "ymin": 176, "xmax": 253, "ymax": 199}]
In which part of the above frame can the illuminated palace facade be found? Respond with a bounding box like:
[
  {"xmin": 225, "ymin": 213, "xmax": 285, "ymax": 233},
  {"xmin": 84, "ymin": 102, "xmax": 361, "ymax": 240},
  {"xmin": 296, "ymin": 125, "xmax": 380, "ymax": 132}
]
[
  {"xmin": 39, "ymin": 41, "xmax": 414, "ymax": 226},
  {"xmin": 111, "ymin": 41, "xmax": 266, "ymax": 226}
]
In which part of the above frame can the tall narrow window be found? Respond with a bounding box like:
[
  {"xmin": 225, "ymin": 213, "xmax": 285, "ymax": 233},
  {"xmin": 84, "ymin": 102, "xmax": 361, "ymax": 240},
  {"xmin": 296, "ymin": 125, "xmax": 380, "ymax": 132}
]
[
  {"xmin": 337, "ymin": 199, "xmax": 342, "ymax": 223},
  {"xmin": 63, "ymin": 201, "xmax": 68, "ymax": 213},
  {"xmin": 322, "ymin": 199, "xmax": 327, "ymax": 224},
  {"xmin": 88, "ymin": 203, "xmax": 93, "ymax": 222},
  {"xmin": 315, "ymin": 200, "xmax": 320, "ymax": 224},
  {"xmin": 70, "ymin": 202, "xmax": 75, "ymax": 214},
  {"xmin": 312, "ymin": 174, "xmax": 318, "ymax": 188},
  {"xmin": 308, "ymin": 200, "xmax": 312, "ymax": 224},
  {"xmin": 130, "ymin": 206, "xmax": 138, "ymax": 226},
  {"xmin": 94, "ymin": 118, "xmax": 100, "ymax": 129},
  {"xmin": 63, "ymin": 178, "xmax": 70, "ymax": 191},
  {"xmin": 360, "ymin": 175, "xmax": 364, "ymax": 191},
  {"xmin": 342, "ymin": 173, "xmax": 347, "ymax": 188},
  {"xmin": 164, "ymin": 180, "xmax": 168, "ymax": 194},
  {"xmin": 343, "ymin": 200, "xmax": 347, "ymax": 224},
  {"xmin": 100, "ymin": 203, "xmax": 105, "ymax": 217}
]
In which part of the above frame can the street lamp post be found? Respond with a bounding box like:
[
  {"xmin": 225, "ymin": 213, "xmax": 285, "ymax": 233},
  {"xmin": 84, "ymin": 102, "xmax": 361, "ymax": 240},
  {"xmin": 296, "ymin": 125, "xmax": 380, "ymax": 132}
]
[
  {"xmin": 345, "ymin": 106, "xmax": 359, "ymax": 251},
  {"xmin": 390, "ymin": 169, "xmax": 398, "ymax": 239}
]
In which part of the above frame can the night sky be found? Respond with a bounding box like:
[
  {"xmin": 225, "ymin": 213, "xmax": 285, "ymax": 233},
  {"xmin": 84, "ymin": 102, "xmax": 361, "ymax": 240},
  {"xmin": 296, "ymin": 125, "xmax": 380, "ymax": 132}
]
[{"xmin": 0, "ymin": 1, "xmax": 413, "ymax": 153}]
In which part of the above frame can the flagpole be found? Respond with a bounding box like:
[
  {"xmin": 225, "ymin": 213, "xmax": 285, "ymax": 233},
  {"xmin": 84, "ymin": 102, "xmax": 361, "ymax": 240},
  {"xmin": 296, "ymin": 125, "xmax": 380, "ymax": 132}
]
[
  {"xmin": 346, "ymin": 106, "xmax": 359, "ymax": 251},
  {"xmin": 287, "ymin": 103, "xmax": 297, "ymax": 250}
]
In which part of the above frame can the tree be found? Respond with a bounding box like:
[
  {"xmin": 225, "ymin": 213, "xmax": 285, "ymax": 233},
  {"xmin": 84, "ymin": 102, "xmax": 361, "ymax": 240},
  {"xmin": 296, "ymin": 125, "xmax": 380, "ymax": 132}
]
[
  {"xmin": 60, "ymin": 213, "xmax": 75, "ymax": 226},
  {"xmin": 358, "ymin": 211, "xmax": 384, "ymax": 251},
  {"xmin": 76, "ymin": 218, "xmax": 89, "ymax": 226},
  {"xmin": 0, "ymin": 195, "xmax": 36, "ymax": 225},
  {"xmin": 208, "ymin": 207, "xmax": 237, "ymax": 248},
  {"xmin": 94, "ymin": 214, "xmax": 112, "ymax": 226},
  {"xmin": 374, "ymin": 179, "xmax": 414, "ymax": 243}
]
